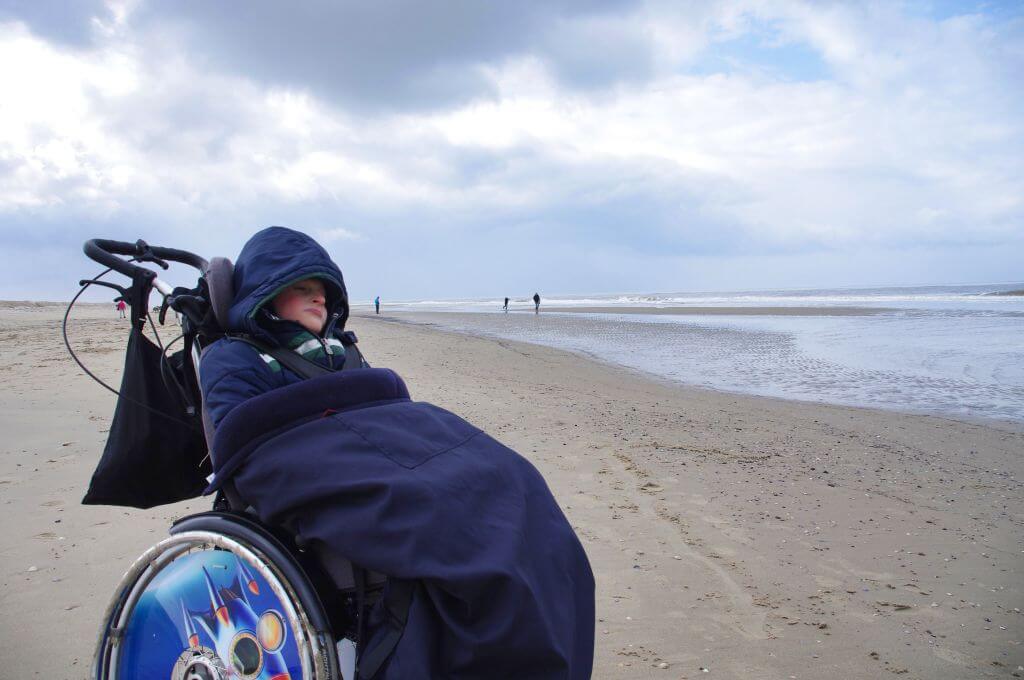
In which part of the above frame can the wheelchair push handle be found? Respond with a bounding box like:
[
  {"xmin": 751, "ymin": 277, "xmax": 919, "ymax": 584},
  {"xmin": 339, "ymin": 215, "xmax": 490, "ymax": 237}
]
[{"xmin": 83, "ymin": 238, "xmax": 209, "ymax": 280}]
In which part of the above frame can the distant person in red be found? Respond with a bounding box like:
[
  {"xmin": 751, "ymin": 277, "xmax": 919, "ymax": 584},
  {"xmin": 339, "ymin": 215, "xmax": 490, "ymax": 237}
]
[
  {"xmin": 533, "ymin": 292, "xmax": 540, "ymax": 314},
  {"xmin": 116, "ymin": 299, "xmax": 127, "ymax": 318}
]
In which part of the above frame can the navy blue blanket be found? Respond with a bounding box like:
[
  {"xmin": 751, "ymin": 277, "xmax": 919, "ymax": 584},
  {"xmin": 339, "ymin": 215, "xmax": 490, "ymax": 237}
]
[{"xmin": 208, "ymin": 368, "xmax": 595, "ymax": 679}]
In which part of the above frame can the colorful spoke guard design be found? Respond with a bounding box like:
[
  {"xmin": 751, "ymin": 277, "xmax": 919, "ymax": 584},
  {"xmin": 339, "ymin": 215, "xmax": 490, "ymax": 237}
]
[{"xmin": 117, "ymin": 548, "xmax": 301, "ymax": 679}]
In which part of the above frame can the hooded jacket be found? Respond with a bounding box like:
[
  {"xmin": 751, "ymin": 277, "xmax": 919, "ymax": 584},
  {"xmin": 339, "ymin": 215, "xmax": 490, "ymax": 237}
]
[{"xmin": 199, "ymin": 227, "xmax": 352, "ymax": 429}]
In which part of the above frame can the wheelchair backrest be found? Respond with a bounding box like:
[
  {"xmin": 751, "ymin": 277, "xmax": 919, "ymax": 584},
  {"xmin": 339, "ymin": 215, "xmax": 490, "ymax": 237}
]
[
  {"xmin": 197, "ymin": 256, "xmax": 234, "ymax": 453},
  {"xmin": 204, "ymin": 256, "xmax": 235, "ymax": 333}
]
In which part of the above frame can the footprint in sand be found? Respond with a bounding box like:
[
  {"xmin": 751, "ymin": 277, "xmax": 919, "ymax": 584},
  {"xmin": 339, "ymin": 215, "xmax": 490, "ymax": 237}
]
[
  {"xmin": 932, "ymin": 646, "xmax": 975, "ymax": 668},
  {"xmin": 615, "ymin": 461, "xmax": 770, "ymax": 640}
]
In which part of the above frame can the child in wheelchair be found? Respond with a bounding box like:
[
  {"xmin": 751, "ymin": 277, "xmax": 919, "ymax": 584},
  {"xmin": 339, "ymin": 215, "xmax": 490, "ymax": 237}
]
[
  {"xmin": 198, "ymin": 226, "xmax": 364, "ymax": 430},
  {"xmin": 77, "ymin": 229, "xmax": 595, "ymax": 680}
]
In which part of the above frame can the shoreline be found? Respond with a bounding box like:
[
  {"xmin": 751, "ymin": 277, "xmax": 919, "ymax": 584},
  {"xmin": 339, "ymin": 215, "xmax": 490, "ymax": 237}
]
[
  {"xmin": 1, "ymin": 305, "xmax": 1021, "ymax": 677},
  {"xmin": 357, "ymin": 315, "xmax": 1024, "ymax": 678},
  {"xmin": 358, "ymin": 310, "xmax": 1024, "ymax": 431},
  {"xmin": 353, "ymin": 305, "xmax": 897, "ymax": 316},
  {"xmin": 539, "ymin": 305, "xmax": 896, "ymax": 316},
  {"xmin": 364, "ymin": 309, "xmax": 1024, "ymax": 433}
]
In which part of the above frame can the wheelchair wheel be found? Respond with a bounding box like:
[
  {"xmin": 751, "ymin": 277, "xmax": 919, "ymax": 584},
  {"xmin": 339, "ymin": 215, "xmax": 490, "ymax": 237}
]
[{"xmin": 92, "ymin": 514, "xmax": 345, "ymax": 679}]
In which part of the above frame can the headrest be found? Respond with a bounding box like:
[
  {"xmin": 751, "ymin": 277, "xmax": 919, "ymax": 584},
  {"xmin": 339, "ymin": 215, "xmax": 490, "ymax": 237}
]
[{"xmin": 205, "ymin": 256, "xmax": 235, "ymax": 331}]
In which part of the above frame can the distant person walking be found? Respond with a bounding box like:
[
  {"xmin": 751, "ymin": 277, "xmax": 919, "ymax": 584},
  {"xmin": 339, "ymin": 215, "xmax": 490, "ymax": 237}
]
[
  {"xmin": 116, "ymin": 299, "xmax": 126, "ymax": 319},
  {"xmin": 374, "ymin": 296, "xmax": 380, "ymax": 314},
  {"xmin": 503, "ymin": 297, "xmax": 509, "ymax": 312},
  {"xmin": 533, "ymin": 292, "xmax": 541, "ymax": 314}
]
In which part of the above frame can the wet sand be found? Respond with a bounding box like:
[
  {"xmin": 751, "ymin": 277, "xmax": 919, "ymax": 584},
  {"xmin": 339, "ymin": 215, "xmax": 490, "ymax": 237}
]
[
  {"xmin": 539, "ymin": 306, "xmax": 893, "ymax": 316},
  {"xmin": 1, "ymin": 303, "xmax": 1022, "ymax": 678}
]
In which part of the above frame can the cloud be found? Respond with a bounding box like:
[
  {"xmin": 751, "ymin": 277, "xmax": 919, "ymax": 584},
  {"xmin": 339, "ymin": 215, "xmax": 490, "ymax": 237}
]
[
  {"xmin": 0, "ymin": 0, "xmax": 1021, "ymax": 300},
  {"xmin": 315, "ymin": 227, "xmax": 364, "ymax": 243},
  {"xmin": 127, "ymin": 0, "xmax": 654, "ymax": 113},
  {"xmin": 0, "ymin": 0, "xmax": 114, "ymax": 48}
]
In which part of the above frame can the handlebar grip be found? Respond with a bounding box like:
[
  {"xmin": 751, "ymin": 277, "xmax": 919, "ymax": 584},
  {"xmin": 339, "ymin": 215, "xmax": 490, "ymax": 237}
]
[
  {"xmin": 83, "ymin": 239, "xmax": 151, "ymax": 279},
  {"xmin": 83, "ymin": 239, "xmax": 209, "ymax": 279},
  {"xmin": 148, "ymin": 245, "xmax": 208, "ymax": 272}
]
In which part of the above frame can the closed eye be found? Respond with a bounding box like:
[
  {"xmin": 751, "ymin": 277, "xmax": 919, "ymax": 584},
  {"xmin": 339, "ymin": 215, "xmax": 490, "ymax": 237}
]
[{"xmin": 290, "ymin": 281, "xmax": 325, "ymax": 297}]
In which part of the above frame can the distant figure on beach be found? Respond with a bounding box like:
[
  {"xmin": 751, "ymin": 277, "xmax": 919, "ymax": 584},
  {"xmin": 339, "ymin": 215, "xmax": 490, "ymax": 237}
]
[
  {"xmin": 374, "ymin": 295, "xmax": 380, "ymax": 314},
  {"xmin": 116, "ymin": 299, "xmax": 126, "ymax": 318},
  {"xmin": 503, "ymin": 297, "xmax": 509, "ymax": 312},
  {"xmin": 533, "ymin": 292, "xmax": 540, "ymax": 314}
]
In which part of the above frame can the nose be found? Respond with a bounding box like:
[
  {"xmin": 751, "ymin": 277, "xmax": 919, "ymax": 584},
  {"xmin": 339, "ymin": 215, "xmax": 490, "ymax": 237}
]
[{"xmin": 311, "ymin": 290, "xmax": 326, "ymax": 305}]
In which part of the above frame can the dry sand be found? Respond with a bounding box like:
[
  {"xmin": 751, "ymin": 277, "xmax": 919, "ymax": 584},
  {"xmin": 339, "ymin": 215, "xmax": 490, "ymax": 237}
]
[{"xmin": 1, "ymin": 303, "xmax": 1021, "ymax": 679}]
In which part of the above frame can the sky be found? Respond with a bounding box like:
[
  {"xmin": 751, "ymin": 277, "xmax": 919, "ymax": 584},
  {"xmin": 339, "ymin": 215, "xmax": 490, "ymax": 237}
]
[{"xmin": 0, "ymin": 0, "xmax": 1022, "ymax": 302}]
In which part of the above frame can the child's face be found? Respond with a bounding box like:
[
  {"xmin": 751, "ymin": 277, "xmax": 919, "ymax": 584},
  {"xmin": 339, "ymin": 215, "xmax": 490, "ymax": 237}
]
[{"xmin": 271, "ymin": 278, "xmax": 327, "ymax": 334}]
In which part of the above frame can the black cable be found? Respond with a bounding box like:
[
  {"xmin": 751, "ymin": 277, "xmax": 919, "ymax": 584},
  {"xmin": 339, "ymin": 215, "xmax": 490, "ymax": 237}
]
[
  {"xmin": 147, "ymin": 309, "xmax": 191, "ymax": 408},
  {"xmin": 146, "ymin": 308, "xmax": 163, "ymax": 350},
  {"xmin": 62, "ymin": 267, "xmax": 194, "ymax": 427},
  {"xmin": 62, "ymin": 267, "xmax": 121, "ymax": 397},
  {"xmin": 158, "ymin": 330, "xmax": 199, "ymax": 416},
  {"xmin": 163, "ymin": 333, "xmax": 184, "ymax": 354}
]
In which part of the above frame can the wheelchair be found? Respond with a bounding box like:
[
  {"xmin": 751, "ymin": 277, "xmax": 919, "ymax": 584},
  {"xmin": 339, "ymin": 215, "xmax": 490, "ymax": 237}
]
[{"xmin": 73, "ymin": 239, "xmax": 386, "ymax": 680}]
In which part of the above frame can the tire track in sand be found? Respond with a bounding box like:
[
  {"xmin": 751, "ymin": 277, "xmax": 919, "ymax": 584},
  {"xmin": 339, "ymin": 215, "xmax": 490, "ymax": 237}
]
[{"xmin": 607, "ymin": 447, "xmax": 770, "ymax": 642}]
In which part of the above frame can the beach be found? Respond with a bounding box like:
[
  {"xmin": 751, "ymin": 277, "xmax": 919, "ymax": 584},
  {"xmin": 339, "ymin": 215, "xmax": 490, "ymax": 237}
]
[
  {"xmin": 1, "ymin": 303, "xmax": 1022, "ymax": 678},
  {"xmin": 540, "ymin": 306, "xmax": 893, "ymax": 316}
]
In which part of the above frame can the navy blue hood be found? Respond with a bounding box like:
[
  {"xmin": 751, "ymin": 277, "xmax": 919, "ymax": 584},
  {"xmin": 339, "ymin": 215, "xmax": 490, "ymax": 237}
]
[{"xmin": 227, "ymin": 226, "xmax": 348, "ymax": 338}]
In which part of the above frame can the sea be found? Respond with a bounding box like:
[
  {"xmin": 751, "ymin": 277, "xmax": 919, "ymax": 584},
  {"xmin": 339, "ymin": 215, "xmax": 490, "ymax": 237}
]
[{"xmin": 361, "ymin": 283, "xmax": 1024, "ymax": 424}]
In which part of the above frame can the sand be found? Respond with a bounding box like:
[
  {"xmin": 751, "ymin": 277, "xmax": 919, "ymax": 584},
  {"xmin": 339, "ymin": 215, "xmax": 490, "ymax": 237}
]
[
  {"xmin": 538, "ymin": 306, "xmax": 893, "ymax": 316},
  {"xmin": 1, "ymin": 303, "xmax": 1021, "ymax": 679}
]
